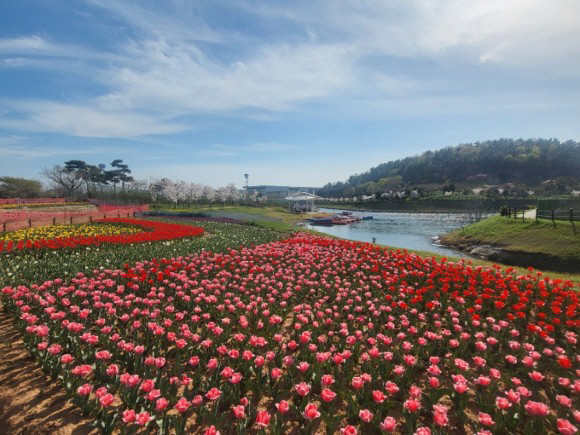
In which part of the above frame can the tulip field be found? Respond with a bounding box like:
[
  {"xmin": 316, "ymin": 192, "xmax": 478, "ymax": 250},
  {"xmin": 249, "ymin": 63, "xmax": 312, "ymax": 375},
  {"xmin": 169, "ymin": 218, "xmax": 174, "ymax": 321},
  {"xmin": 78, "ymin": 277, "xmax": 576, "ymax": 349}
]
[{"xmin": 0, "ymin": 217, "xmax": 578, "ymax": 434}]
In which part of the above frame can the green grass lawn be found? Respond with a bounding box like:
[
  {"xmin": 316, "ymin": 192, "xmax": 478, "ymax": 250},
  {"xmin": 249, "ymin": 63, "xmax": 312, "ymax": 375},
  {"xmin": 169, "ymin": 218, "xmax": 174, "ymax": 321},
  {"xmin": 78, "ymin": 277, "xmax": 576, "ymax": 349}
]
[{"xmin": 442, "ymin": 215, "xmax": 580, "ymax": 258}]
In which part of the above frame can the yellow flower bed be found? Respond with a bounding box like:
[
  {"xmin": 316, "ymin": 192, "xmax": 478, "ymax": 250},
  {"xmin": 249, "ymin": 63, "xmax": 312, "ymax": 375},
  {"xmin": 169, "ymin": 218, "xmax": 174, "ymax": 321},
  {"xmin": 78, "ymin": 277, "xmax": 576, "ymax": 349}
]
[{"xmin": 0, "ymin": 223, "xmax": 144, "ymax": 242}]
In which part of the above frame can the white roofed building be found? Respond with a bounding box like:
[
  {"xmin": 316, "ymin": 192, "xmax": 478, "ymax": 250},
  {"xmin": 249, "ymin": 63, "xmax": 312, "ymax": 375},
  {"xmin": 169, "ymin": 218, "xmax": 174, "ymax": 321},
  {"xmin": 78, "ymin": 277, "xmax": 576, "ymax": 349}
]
[{"xmin": 285, "ymin": 192, "xmax": 321, "ymax": 213}]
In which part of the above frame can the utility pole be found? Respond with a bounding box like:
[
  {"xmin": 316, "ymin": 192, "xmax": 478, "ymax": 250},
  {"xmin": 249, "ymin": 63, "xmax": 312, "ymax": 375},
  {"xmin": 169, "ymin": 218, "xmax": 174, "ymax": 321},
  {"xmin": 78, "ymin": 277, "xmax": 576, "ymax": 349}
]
[{"xmin": 244, "ymin": 174, "xmax": 249, "ymax": 206}]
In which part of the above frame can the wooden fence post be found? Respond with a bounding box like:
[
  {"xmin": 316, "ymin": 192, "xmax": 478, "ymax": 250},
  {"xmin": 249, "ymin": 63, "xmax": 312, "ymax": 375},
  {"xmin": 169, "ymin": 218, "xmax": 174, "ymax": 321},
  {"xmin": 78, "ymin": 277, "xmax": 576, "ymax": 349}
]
[
  {"xmin": 570, "ymin": 208, "xmax": 574, "ymax": 222},
  {"xmin": 89, "ymin": 216, "xmax": 93, "ymax": 223},
  {"xmin": 70, "ymin": 216, "xmax": 73, "ymax": 224},
  {"xmin": 3, "ymin": 222, "xmax": 6, "ymax": 232},
  {"xmin": 28, "ymin": 218, "xmax": 32, "ymax": 228},
  {"xmin": 522, "ymin": 207, "xmax": 525, "ymax": 223},
  {"xmin": 53, "ymin": 217, "xmax": 56, "ymax": 226}
]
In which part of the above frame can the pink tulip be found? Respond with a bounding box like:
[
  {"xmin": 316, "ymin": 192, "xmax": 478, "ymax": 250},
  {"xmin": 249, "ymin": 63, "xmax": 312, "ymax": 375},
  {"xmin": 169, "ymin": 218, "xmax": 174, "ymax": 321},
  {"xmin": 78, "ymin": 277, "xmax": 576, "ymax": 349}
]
[
  {"xmin": 303, "ymin": 403, "xmax": 321, "ymax": 420},
  {"xmin": 525, "ymin": 401, "xmax": 550, "ymax": 416},
  {"xmin": 122, "ymin": 409, "xmax": 136, "ymax": 424},
  {"xmin": 232, "ymin": 405, "xmax": 245, "ymax": 419},
  {"xmin": 380, "ymin": 416, "xmax": 397, "ymax": 432},
  {"xmin": 255, "ymin": 410, "xmax": 271, "ymax": 427},
  {"xmin": 556, "ymin": 395, "xmax": 573, "ymax": 408},
  {"xmin": 404, "ymin": 399, "xmax": 421, "ymax": 413},
  {"xmin": 175, "ymin": 397, "xmax": 190, "ymax": 413},
  {"xmin": 385, "ymin": 381, "xmax": 399, "ymax": 395},
  {"xmin": 295, "ymin": 382, "xmax": 311, "ymax": 396},
  {"xmin": 454, "ymin": 382, "xmax": 468, "ymax": 394},
  {"xmin": 321, "ymin": 388, "xmax": 337, "ymax": 402},
  {"xmin": 351, "ymin": 376, "xmax": 364, "ymax": 390},
  {"xmin": 99, "ymin": 393, "xmax": 115, "ymax": 407},
  {"xmin": 321, "ymin": 374, "xmax": 335, "ymax": 387},
  {"xmin": 557, "ymin": 419, "xmax": 578, "ymax": 435},
  {"xmin": 478, "ymin": 412, "xmax": 495, "ymax": 426},
  {"xmin": 136, "ymin": 412, "xmax": 151, "ymax": 426},
  {"xmin": 77, "ymin": 383, "xmax": 93, "ymax": 397},
  {"xmin": 275, "ymin": 400, "xmax": 290, "ymax": 414},
  {"xmin": 205, "ymin": 388, "xmax": 221, "ymax": 401},
  {"xmin": 359, "ymin": 409, "xmax": 373, "ymax": 423},
  {"xmin": 529, "ymin": 371, "xmax": 545, "ymax": 382},
  {"xmin": 372, "ymin": 390, "xmax": 386, "ymax": 403}
]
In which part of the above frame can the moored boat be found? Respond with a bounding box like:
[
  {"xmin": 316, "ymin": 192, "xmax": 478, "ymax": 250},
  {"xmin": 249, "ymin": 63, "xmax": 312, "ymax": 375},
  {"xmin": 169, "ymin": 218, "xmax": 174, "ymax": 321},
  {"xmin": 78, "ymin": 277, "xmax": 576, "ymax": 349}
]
[{"xmin": 308, "ymin": 217, "xmax": 334, "ymax": 226}]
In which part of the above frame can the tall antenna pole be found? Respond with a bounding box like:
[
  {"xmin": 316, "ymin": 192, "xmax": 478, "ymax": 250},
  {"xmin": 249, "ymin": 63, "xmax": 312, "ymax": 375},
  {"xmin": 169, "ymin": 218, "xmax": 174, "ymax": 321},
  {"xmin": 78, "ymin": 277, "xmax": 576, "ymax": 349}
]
[{"xmin": 244, "ymin": 174, "xmax": 249, "ymax": 206}]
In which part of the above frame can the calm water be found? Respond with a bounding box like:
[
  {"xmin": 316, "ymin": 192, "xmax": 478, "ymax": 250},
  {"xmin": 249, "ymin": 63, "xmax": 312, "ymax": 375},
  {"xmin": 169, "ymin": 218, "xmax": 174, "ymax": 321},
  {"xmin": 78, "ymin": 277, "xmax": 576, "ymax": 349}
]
[{"xmin": 305, "ymin": 209, "xmax": 490, "ymax": 257}]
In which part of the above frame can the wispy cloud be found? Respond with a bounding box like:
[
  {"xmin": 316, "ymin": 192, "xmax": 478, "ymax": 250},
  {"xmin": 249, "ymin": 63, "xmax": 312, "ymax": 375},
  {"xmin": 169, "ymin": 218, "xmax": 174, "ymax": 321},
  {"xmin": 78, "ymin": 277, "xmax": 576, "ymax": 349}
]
[
  {"xmin": 97, "ymin": 40, "xmax": 354, "ymax": 114},
  {"xmin": 0, "ymin": 136, "xmax": 129, "ymax": 160},
  {"xmin": 0, "ymin": 101, "xmax": 186, "ymax": 138},
  {"xmin": 0, "ymin": 0, "xmax": 578, "ymax": 144},
  {"xmin": 0, "ymin": 35, "xmax": 118, "ymax": 61}
]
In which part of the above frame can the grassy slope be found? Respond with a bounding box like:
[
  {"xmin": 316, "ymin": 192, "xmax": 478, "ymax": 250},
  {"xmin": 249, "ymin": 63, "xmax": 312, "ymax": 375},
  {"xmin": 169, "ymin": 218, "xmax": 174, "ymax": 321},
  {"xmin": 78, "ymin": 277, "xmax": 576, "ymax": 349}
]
[{"xmin": 442, "ymin": 216, "xmax": 580, "ymax": 259}]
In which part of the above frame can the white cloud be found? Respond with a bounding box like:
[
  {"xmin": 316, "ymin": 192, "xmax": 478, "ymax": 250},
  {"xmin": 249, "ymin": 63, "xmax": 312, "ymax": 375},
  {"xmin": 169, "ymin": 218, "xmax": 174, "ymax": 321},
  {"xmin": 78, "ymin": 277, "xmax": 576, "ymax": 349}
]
[
  {"xmin": 0, "ymin": 36, "xmax": 54, "ymax": 53},
  {"xmin": 1, "ymin": 57, "xmax": 33, "ymax": 67},
  {"xmin": 85, "ymin": 0, "xmax": 221, "ymax": 43},
  {"xmin": 0, "ymin": 102, "xmax": 185, "ymax": 138},
  {"xmin": 251, "ymin": 0, "xmax": 580, "ymax": 70},
  {"xmin": 416, "ymin": 0, "xmax": 580, "ymax": 68},
  {"xmin": 0, "ymin": 136, "xmax": 130, "ymax": 160},
  {"xmin": 0, "ymin": 35, "xmax": 116, "ymax": 61},
  {"xmin": 98, "ymin": 40, "xmax": 354, "ymax": 113},
  {"xmin": 1, "ymin": 0, "xmax": 579, "ymax": 140}
]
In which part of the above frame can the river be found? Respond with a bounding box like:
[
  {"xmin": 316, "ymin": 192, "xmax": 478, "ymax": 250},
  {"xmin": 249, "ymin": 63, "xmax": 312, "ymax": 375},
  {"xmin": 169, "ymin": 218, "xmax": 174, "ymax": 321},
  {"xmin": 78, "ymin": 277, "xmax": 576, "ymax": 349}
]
[{"xmin": 305, "ymin": 209, "xmax": 492, "ymax": 257}]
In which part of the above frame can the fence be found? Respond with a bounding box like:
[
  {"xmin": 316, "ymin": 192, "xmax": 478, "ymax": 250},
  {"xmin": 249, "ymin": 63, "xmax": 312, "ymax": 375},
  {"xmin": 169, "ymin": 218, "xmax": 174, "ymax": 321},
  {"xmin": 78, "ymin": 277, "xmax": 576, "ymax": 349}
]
[
  {"xmin": 1, "ymin": 209, "xmax": 141, "ymax": 233},
  {"xmin": 537, "ymin": 198, "xmax": 580, "ymax": 221},
  {"xmin": 0, "ymin": 197, "xmax": 65, "ymax": 205},
  {"xmin": 536, "ymin": 208, "xmax": 580, "ymax": 222},
  {"xmin": 504, "ymin": 206, "xmax": 579, "ymax": 222}
]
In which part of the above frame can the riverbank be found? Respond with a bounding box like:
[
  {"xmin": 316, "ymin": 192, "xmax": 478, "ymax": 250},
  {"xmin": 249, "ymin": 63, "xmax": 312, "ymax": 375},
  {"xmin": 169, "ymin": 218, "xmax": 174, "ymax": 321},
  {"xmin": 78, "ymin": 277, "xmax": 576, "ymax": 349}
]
[
  {"xmin": 318, "ymin": 198, "xmax": 533, "ymax": 213},
  {"xmin": 440, "ymin": 215, "xmax": 580, "ymax": 273}
]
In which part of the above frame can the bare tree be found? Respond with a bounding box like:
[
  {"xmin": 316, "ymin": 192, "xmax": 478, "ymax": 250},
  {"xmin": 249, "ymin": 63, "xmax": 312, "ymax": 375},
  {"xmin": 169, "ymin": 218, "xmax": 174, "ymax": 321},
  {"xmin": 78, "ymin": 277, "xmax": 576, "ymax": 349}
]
[{"xmin": 41, "ymin": 165, "xmax": 83, "ymax": 198}]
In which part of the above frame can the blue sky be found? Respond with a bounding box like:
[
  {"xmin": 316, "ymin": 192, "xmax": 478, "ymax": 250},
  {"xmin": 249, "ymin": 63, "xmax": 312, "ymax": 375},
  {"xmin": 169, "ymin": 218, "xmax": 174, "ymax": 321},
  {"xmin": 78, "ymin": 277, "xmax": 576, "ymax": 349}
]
[{"xmin": 1, "ymin": 0, "xmax": 579, "ymax": 188}]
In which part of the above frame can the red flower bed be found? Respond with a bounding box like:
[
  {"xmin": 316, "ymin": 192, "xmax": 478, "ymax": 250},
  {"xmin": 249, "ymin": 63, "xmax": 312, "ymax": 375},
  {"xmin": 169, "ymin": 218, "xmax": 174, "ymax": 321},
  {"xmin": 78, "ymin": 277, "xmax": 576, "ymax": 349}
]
[
  {"xmin": 1, "ymin": 233, "xmax": 578, "ymax": 434},
  {"xmin": 0, "ymin": 218, "xmax": 204, "ymax": 252}
]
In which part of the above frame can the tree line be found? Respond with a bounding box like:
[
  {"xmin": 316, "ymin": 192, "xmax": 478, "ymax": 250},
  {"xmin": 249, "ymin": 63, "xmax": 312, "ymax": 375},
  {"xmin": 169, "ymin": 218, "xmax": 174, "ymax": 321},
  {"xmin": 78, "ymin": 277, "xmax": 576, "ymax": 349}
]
[
  {"xmin": 318, "ymin": 138, "xmax": 580, "ymax": 198},
  {"xmin": 1, "ymin": 161, "xmax": 265, "ymax": 207}
]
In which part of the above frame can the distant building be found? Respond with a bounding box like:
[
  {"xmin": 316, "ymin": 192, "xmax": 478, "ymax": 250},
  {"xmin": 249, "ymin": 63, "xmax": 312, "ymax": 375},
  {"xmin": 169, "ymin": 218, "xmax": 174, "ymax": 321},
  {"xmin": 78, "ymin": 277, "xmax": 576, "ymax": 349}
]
[
  {"xmin": 247, "ymin": 185, "xmax": 320, "ymax": 199},
  {"xmin": 285, "ymin": 192, "xmax": 321, "ymax": 213}
]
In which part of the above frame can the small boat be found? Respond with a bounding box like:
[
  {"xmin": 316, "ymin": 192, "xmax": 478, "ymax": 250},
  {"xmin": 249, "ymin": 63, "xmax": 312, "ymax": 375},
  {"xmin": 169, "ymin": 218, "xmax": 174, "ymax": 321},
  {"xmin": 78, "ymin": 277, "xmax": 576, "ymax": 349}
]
[
  {"xmin": 361, "ymin": 215, "xmax": 373, "ymax": 220},
  {"xmin": 331, "ymin": 214, "xmax": 359, "ymax": 224},
  {"xmin": 308, "ymin": 217, "xmax": 334, "ymax": 226}
]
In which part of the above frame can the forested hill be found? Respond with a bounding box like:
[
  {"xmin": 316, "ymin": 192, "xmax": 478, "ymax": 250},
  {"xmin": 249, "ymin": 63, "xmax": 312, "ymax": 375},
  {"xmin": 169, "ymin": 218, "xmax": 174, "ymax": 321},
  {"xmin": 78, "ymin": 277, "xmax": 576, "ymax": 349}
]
[{"xmin": 319, "ymin": 138, "xmax": 580, "ymax": 197}]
